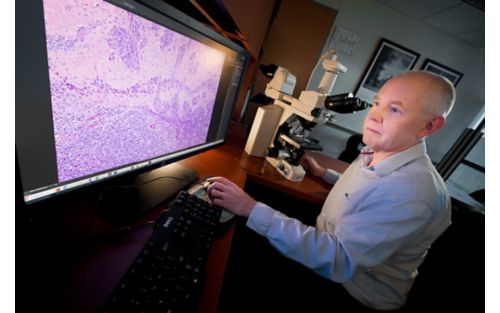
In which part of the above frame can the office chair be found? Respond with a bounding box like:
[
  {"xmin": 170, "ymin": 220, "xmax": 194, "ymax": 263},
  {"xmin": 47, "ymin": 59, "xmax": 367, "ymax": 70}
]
[
  {"xmin": 469, "ymin": 188, "xmax": 484, "ymax": 204},
  {"xmin": 338, "ymin": 134, "xmax": 364, "ymax": 163}
]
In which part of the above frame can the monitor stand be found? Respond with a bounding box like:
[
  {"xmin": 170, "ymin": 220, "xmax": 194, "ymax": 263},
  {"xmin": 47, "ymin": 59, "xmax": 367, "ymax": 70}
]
[{"xmin": 95, "ymin": 162, "xmax": 198, "ymax": 224}]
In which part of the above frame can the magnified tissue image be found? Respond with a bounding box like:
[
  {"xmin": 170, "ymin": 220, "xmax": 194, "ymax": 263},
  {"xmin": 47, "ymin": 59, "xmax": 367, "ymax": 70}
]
[{"xmin": 42, "ymin": 0, "xmax": 225, "ymax": 182}]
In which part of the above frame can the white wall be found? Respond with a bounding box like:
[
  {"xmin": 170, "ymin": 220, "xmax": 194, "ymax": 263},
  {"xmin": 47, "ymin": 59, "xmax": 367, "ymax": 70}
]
[{"xmin": 311, "ymin": 0, "xmax": 485, "ymax": 163}]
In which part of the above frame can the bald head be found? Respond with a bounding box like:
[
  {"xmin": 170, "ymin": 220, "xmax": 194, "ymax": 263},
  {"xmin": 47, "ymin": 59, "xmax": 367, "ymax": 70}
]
[{"xmin": 389, "ymin": 71, "xmax": 456, "ymax": 118}]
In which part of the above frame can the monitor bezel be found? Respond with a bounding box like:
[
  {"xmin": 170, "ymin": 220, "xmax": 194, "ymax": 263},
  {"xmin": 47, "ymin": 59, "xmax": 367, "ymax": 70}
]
[{"xmin": 16, "ymin": 0, "xmax": 249, "ymax": 205}]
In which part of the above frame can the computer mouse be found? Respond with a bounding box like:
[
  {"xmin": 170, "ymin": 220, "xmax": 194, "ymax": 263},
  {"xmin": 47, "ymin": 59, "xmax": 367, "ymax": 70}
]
[{"xmin": 187, "ymin": 177, "xmax": 235, "ymax": 224}]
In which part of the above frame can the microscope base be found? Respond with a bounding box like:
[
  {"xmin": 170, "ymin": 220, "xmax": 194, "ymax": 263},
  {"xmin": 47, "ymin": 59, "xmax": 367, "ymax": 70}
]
[{"xmin": 266, "ymin": 157, "xmax": 305, "ymax": 182}]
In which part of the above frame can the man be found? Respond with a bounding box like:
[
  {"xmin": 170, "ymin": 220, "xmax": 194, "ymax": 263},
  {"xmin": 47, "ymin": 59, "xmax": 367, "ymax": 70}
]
[{"xmin": 207, "ymin": 71, "xmax": 455, "ymax": 311}]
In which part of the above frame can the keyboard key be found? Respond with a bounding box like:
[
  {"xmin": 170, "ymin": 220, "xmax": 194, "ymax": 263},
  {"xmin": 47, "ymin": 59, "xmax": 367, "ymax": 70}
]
[{"xmin": 101, "ymin": 191, "xmax": 222, "ymax": 313}]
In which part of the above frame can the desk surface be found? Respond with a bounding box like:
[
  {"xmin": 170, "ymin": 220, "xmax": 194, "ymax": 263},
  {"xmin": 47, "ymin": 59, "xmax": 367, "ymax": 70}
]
[
  {"xmin": 23, "ymin": 123, "xmax": 348, "ymax": 313},
  {"xmin": 179, "ymin": 123, "xmax": 348, "ymax": 313}
]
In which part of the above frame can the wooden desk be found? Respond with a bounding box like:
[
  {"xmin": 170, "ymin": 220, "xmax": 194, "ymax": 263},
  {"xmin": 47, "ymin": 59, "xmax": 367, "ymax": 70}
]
[
  {"xmin": 180, "ymin": 123, "xmax": 349, "ymax": 313},
  {"xmin": 18, "ymin": 123, "xmax": 348, "ymax": 313}
]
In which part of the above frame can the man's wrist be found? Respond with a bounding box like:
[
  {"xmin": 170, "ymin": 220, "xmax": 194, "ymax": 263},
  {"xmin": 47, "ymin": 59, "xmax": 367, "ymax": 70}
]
[
  {"xmin": 314, "ymin": 166, "xmax": 326, "ymax": 178},
  {"xmin": 243, "ymin": 199, "xmax": 257, "ymax": 217}
]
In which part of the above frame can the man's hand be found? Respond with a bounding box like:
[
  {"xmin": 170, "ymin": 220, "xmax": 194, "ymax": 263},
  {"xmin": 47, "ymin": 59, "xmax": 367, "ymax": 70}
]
[
  {"xmin": 301, "ymin": 154, "xmax": 326, "ymax": 178},
  {"xmin": 206, "ymin": 177, "xmax": 257, "ymax": 217}
]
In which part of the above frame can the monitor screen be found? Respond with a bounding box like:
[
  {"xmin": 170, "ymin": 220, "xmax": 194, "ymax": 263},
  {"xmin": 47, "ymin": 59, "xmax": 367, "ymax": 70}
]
[{"xmin": 16, "ymin": 0, "xmax": 248, "ymax": 204}]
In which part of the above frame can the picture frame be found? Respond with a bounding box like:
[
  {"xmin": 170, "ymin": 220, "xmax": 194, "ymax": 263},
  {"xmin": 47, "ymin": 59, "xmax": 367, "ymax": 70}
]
[
  {"xmin": 355, "ymin": 38, "xmax": 420, "ymax": 103},
  {"xmin": 421, "ymin": 58, "xmax": 463, "ymax": 86}
]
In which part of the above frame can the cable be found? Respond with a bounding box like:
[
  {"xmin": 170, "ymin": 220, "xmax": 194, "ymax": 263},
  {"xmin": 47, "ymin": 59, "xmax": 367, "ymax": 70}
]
[
  {"xmin": 86, "ymin": 220, "xmax": 157, "ymax": 244},
  {"xmin": 101, "ymin": 175, "xmax": 190, "ymax": 190}
]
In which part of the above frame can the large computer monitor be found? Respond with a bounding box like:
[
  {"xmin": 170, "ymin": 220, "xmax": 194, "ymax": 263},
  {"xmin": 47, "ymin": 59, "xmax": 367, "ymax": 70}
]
[{"xmin": 16, "ymin": 0, "xmax": 248, "ymax": 218}]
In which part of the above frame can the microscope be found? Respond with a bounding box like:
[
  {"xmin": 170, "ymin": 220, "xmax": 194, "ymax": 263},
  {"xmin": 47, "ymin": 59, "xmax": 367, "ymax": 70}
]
[{"xmin": 244, "ymin": 50, "xmax": 368, "ymax": 182}]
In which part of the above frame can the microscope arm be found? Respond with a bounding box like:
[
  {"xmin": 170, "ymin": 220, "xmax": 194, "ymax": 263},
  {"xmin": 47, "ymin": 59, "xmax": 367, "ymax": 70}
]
[{"xmin": 245, "ymin": 49, "xmax": 368, "ymax": 182}]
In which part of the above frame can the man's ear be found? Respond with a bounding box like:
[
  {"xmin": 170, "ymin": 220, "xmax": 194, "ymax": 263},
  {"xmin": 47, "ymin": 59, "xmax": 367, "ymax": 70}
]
[{"xmin": 417, "ymin": 116, "xmax": 445, "ymax": 138}]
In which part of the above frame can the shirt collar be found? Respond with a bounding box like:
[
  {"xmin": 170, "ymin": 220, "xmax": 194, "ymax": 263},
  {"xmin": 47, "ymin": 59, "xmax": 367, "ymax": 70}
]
[{"xmin": 361, "ymin": 141, "xmax": 427, "ymax": 177}]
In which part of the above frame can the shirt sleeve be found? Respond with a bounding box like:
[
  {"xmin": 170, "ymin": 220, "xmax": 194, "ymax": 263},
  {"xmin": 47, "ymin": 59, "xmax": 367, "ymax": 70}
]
[
  {"xmin": 246, "ymin": 184, "xmax": 435, "ymax": 283},
  {"xmin": 247, "ymin": 201, "xmax": 354, "ymax": 282},
  {"xmin": 322, "ymin": 168, "xmax": 340, "ymax": 185}
]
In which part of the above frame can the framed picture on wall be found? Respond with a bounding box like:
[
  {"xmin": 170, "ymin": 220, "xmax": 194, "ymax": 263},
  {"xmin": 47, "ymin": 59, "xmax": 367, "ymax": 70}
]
[
  {"xmin": 421, "ymin": 58, "xmax": 463, "ymax": 86},
  {"xmin": 355, "ymin": 38, "xmax": 420, "ymax": 103}
]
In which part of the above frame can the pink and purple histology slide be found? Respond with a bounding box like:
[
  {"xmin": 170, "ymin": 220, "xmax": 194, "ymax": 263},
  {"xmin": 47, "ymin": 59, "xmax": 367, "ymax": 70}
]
[{"xmin": 43, "ymin": 0, "xmax": 225, "ymax": 182}]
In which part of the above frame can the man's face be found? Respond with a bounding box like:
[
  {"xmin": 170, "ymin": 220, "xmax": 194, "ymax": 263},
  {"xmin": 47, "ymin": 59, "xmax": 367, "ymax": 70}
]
[{"xmin": 362, "ymin": 76, "xmax": 432, "ymax": 154}]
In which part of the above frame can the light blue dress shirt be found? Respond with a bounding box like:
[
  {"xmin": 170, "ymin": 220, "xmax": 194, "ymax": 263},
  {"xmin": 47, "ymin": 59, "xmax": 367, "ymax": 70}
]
[{"xmin": 246, "ymin": 141, "xmax": 451, "ymax": 310}]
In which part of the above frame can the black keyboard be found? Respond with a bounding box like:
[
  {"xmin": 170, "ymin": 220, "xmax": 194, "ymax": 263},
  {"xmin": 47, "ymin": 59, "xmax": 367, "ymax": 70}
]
[{"xmin": 101, "ymin": 190, "xmax": 222, "ymax": 313}]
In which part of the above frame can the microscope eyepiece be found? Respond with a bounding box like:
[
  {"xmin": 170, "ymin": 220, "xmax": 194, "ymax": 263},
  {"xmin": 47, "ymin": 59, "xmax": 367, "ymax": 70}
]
[{"xmin": 325, "ymin": 93, "xmax": 369, "ymax": 114}]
